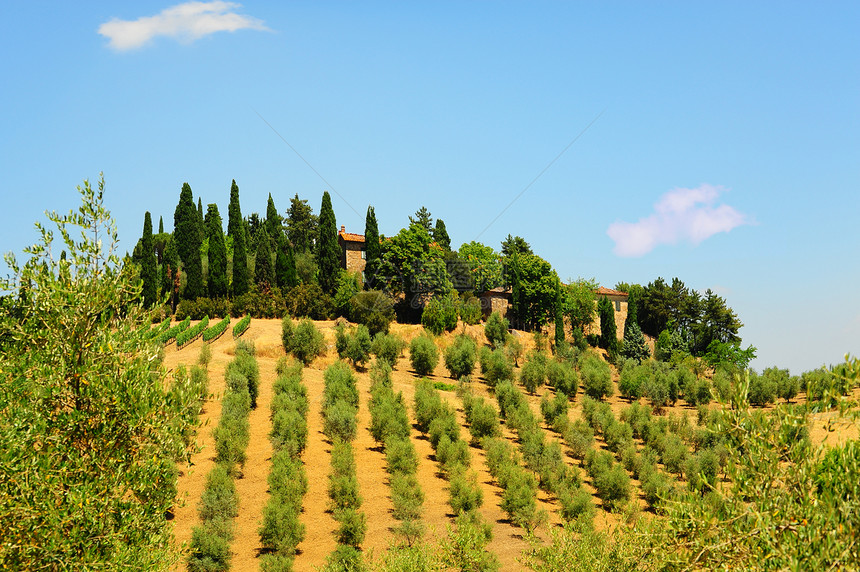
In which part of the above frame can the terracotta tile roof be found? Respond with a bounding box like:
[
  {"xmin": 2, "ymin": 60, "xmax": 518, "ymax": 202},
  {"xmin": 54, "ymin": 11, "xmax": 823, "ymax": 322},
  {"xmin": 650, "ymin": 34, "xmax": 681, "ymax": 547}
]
[
  {"xmin": 595, "ymin": 286, "xmax": 628, "ymax": 297},
  {"xmin": 338, "ymin": 226, "xmax": 365, "ymax": 243}
]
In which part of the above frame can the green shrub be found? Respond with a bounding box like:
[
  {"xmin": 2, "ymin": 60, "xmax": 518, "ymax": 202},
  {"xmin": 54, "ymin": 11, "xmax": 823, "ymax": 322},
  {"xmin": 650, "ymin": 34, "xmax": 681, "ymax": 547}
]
[
  {"xmin": 448, "ymin": 470, "xmax": 484, "ymax": 514},
  {"xmin": 328, "ymin": 441, "xmax": 362, "ymax": 512},
  {"xmin": 198, "ymin": 464, "xmax": 239, "ymax": 522},
  {"xmin": 546, "ymin": 359, "xmax": 579, "ymax": 397},
  {"xmin": 683, "ymin": 376, "xmax": 712, "ymax": 407},
  {"xmin": 335, "ymin": 323, "xmax": 349, "ymax": 358},
  {"xmin": 292, "ymin": 318, "xmax": 325, "ymax": 365},
  {"xmin": 413, "ymin": 380, "xmax": 444, "ymax": 434},
  {"xmin": 661, "ymin": 433, "xmax": 689, "ymax": 475},
  {"xmin": 520, "ymin": 357, "xmax": 546, "ymax": 394},
  {"xmin": 428, "ymin": 411, "xmax": 460, "ymax": 450},
  {"xmin": 368, "ymin": 388, "xmax": 410, "ymax": 445},
  {"xmin": 501, "ymin": 468, "xmax": 545, "ymax": 532},
  {"xmin": 267, "ymin": 452, "xmax": 308, "ymax": 512},
  {"xmin": 271, "ymin": 408, "xmax": 308, "ymax": 457},
  {"xmin": 349, "ymin": 290, "xmax": 395, "ymax": 336},
  {"xmin": 479, "ymin": 347, "xmax": 513, "ymax": 388},
  {"xmin": 346, "ymin": 324, "xmax": 372, "ymax": 368},
  {"xmin": 421, "ymin": 293, "xmax": 459, "ymax": 335},
  {"xmin": 540, "ymin": 391, "xmax": 568, "ymax": 426},
  {"xmin": 231, "ymin": 349, "xmax": 259, "ymax": 409},
  {"xmin": 259, "ymin": 500, "xmax": 305, "ymax": 556},
  {"xmin": 281, "ymin": 316, "xmax": 295, "ymax": 354},
  {"xmin": 581, "ymin": 354, "xmax": 614, "ymax": 400},
  {"xmin": 459, "ymin": 296, "xmax": 482, "ymax": 326},
  {"xmin": 436, "ymin": 435, "xmax": 470, "ymax": 476},
  {"xmin": 323, "ymin": 361, "xmax": 359, "ymax": 409},
  {"xmin": 409, "ymin": 336, "xmax": 439, "ymax": 376},
  {"xmin": 334, "ymin": 507, "xmax": 367, "ymax": 548},
  {"xmin": 558, "ymin": 485, "xmax": 595, "ymax": 523},
  {"xmin": 593, "ymin": 463, "xmax": 630, "ymax": 510},
  {"xmin": 260, "ymin": 554, "xmax": 295, "ymax": 572},
  {"xmin": 440, "ymin": 512, "xmax": 499, "ymax": 572},
  {"xmin": 371, "ymin": 332, "xmax": 404, "ymax": 368},
  {"xmin": 323, "ymin": 400, "xmax": 358, "ymax": 442},
  {"xmin": 468, "ymin": 398, "xmax": 500, "ymax": 444},
  {"xmin": 604, "ymin": 421, "xmax": 634, "ymax": 454},
  {"xmin": 188, "ymin": 518, "xmax": 232, "ymax": 572},
  {"xmin": 484, "ymin": 311, "xmax": 509, "ymax": 348},
  {"xmin": 285, "ymin": 282, "xmax": 333, "ymax": 320},
  {"xmin": 385, "ymin": 436, "xmax": 419, "ymax": 476},
  {"xmin": 369, "ymin": 359, "xmax": 393, "ymax": 388},
  {"xmin": 444, "ymin": 335, "xmax": 477, "ymax": 379},
  {"xmin": 390, "ymin": 472, "xmax": 424, "ymax": 521},
  {"xmin": 564, "ymin": 420, "xmax": 594, "ymax": 460},
  {"xmin": 322, "ymin": 544, "xmax": 366, "ymax": 572},
  {"xmin": 644, "ymin": 371, "xmax": 673, "ymax": 412},
  {"xmin": 747, "ymin": 370, "xmax": 777, "ymax": 406}
]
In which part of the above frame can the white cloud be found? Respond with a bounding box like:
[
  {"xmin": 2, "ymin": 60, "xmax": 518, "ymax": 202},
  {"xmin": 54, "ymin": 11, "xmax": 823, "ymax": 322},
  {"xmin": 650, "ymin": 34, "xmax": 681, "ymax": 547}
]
[
  {"xmin": 98, "ymin": 1, "xmax": 267, "ymax": 51},
  {"xmin": 607, "ymin": 184, "xmax": 749, "ymax": 257}
]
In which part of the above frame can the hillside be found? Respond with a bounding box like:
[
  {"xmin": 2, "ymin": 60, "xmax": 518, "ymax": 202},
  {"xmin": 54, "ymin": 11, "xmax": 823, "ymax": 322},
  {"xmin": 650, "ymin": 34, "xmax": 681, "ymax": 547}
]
[{"xmin": 164, "ymin": 318, "xmax": 856, "ymax": 571}]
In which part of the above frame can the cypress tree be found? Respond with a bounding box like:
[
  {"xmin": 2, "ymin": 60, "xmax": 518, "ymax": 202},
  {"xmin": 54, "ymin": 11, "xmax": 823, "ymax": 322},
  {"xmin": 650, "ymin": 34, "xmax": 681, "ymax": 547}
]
[
  {"xmin": 275, "ymin": 233, "xmax": 299, "ymax": 290},
  {"xmin": 598, "ymin": 296, "xmax": 617, "ymax": 350},
  {"xmin": 197, "ymin": 197, "xmax": 204, "ymax": 238},
  {"xmin": 554, "ymin": 276, "xmax": 564, "ymax": 351},
  {"xmin": 316, "ymin": 191, "xmax": 339, "ymax": 294},
  {"xmin": 254, "ymin": 226, "xmax": 274, "ymax": 288},
  {"xmin": 265, "ymin": 193, "xmax": 281, "ymax": 241},
  {"xmin": 205, "ymin": 204, "xmax": 228, "ymax": 298},
  {"xmin": 141, "ymin": 211, "xmax": 157, "ymax": 307},
  {"xmin": 433, "ymin": 219, "xmax": 451, "ymax": 250},
  {"xmin": 158, "ymin": 216, "xmax": 164, "ymax": 234},
  {"xmin": 174, "ymin": 183, "xmax": 203, "ymax": 299},
  {"xmin": 364, "ymin": 205, "xmax": 379, "ymax": 288},
  {"xmin": 228, "ymin": 180, "xmax": 249, "ymax": 297},
  {"xmin": 162, "ymin": 236, "xmax": 179, "ymax": 312}
]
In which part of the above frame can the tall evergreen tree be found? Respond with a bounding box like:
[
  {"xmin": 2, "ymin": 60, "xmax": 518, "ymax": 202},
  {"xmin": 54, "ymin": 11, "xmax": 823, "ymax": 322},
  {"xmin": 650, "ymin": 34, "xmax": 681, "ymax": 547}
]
[
  {"xmin": 197, "ymin": 197, "xmax": 204, "ymax": 236},
  {"xmin": 624, "ymin": 288, "xmax": 639, "ymax": 339},
  {"xmin": 317, "ymin": 191, "xmax": 339, "ymax": 295},
  {"xmin": 433, "ymin": 219, "xmax": 451, "ymax": 250},
  {"xmin": 265, "ymin": 193, "xmax": 281, "ymax": 240},
  {"xmin": 254, "ymin": 226, "xmax": 274, "ymax": 288},
  {"xmin": 554, "ymin": 276, "xmax": 564, "ymax": 351},
  {"xmin": 140, "ymin": 212, "xmax": 157, "ymax": 307},
  {"xmin": 598, "ymin": 296, "xmax": 617, "ymax": 350},
  {"xmin": 275, "ymin": 233, "xmax": 299, "ymax": 290},
  {"xmin": 286, "ymin": 193, "xmax": 317, "ymax": 253},
  {"xmin": 162, "ymin": 236, "xmax": 179, "ymax": 312},
  {"xmin": 364, "ymin": 205, "xmax": 380, "ymax": 288},
  {"xmin": 173, "ymin": 183, "xmax": 203, "ymax": 299},
  {"xmin": 205, "ymin": 204, "xmax": 228, "ymax": 298},
  {"xmin": 409, "ymin": 206, "xmax": 433, "ymax": 234},
  {"xmin": 228, "ymin": 180, "xmax": 249, "ymax": 296},
  {"xmin": 158, "ymin": 216, "xmax": 164, "ymax": 234}
]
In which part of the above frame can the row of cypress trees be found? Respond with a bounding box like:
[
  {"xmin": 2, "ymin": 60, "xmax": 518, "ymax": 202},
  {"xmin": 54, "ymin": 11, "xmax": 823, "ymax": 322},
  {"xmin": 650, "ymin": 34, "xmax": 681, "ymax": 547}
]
[{"xmin": 137, "ymin": 181, "xmax": 349, "ymax": 308}]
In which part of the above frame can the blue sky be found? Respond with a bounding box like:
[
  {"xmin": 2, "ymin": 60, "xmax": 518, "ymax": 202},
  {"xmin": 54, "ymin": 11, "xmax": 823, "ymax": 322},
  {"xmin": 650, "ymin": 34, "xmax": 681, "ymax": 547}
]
[{"xmin": 1, "ymin": 1, "xmax": 857, "ymax": 374}]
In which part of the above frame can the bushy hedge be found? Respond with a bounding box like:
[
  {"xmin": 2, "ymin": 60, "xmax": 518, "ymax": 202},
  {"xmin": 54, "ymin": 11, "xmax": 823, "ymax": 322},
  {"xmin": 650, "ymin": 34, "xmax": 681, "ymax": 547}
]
[
  {"xmin": 203, "ymin": 316, "xmax": 231, "ymax": 343},
  {"xmin": 189, "ymin": 349, "xmax": 257, "ymax": 571},
  {"xmin": 177, "ymin": 315, "xmax": 209, "ymax": 348},
  {"xmin": 160, "ymin": 315, "xmax": 191, "ymax": 344},
  {"xmin": 371, "ymin": 331, "xmax": 404, "ymax": 368},
  {"xmin": 232, "ymin": 315, "xmax": 251, "ymax": 338}
]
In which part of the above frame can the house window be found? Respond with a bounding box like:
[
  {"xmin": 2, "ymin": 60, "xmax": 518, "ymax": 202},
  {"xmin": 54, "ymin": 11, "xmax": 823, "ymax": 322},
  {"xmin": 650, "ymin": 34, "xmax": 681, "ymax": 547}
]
[
  {"xmin": 361, "ymin": 250, "xmax": 366, "ymax": 260},
  {"xmin": 615, "ymin": 300, "xmax": 621, "ymax": 312}
]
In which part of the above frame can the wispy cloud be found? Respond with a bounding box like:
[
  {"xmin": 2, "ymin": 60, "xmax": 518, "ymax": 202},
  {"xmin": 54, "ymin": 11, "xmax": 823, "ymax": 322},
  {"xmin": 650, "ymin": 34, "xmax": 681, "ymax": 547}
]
[
  {"xmin": 607, "ymin": 184, "xmax": 749, "ymax": 257},
  {"xmin": 98, "ymin": 1, "xmax": 267, "ymax": 51}
]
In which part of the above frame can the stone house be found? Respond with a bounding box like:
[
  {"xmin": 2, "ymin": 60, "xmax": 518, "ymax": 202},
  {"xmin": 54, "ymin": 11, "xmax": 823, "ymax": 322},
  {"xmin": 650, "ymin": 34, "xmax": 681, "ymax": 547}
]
[
  {"xmin": 337, "ymin": 226, "xmax": 366, "ymax": 280},
  {"xmin": 591, "ymin": 286, "xmax": 628, "ymax": 340},
  {"xmin": 479, "ymin": 287, "xmax": 512, "ymax": 320}
]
